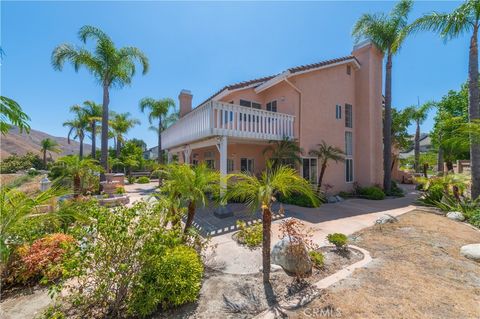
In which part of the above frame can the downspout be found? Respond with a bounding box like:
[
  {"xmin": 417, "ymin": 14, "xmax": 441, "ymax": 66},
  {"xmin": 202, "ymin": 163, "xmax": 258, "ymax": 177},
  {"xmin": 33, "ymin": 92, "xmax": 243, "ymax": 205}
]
[{"xmin": 284, "ymin": 78, "xmax": 302, "ymax": 141}]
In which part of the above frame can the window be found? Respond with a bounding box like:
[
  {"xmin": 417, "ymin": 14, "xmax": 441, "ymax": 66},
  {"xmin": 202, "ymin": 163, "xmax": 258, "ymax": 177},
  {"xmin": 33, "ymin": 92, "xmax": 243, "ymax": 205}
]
[
  {"xmin": 252, "ymin": 102, "xmax": 261, "ymax": 109},
  {"xmin": 192, "ymin": 159, "xmax": 199, "ymax": 166},
  {"xmin": 347, "ymin": 65, "xmax": 351, "ymax": 75},
  {"xmin": 266, "ymin": 100, "xmax": 277, "ymax": 112},
  {"xmin": 227, "ymin": 159, "xmax": 234, "ymax": 172},
  {"xmin": 335, "ymin": 105, "xmax": 342, "ymax": 119},
  {"xmin": 345, "ymin": 131, "xmax": 353, "ymax": 156},
  {"xmin": 240, "ymin": 158, "xmax": 254, "ymax": 173},
  {"xmin": 345, "ymin": 158, "xmax": 353, "ymax": 183},
  {"xmin": 240, "ymin": 99, "xmax": 251, "ymax": 108},
  {"xmin": 205, "ymin": 159, "xmax": 215, "ymax": 169},
  {"xmin": 302, "ymin": 158, "xmax": 317, "ymax": 184},
  {"xmin": 345, "ymin": 104, "xmax": 353, "ymax": 128},
  {"xmin": 204, "ymin": 151, "xmax": 214, "ymax": 158}
]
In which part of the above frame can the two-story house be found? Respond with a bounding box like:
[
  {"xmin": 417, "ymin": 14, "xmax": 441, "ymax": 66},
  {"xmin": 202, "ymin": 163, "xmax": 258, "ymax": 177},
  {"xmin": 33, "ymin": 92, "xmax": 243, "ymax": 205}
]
[{"xmin": 161, "ymin": 41, "xmax": 384, "ymax": 193}]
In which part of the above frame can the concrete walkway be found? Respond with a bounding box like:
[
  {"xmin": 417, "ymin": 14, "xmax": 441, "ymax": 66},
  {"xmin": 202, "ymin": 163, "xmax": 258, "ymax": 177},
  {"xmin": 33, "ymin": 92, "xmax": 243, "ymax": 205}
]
[{"xmin": 206, "ymin": 185, "xmax": 419, "ymax": 274}]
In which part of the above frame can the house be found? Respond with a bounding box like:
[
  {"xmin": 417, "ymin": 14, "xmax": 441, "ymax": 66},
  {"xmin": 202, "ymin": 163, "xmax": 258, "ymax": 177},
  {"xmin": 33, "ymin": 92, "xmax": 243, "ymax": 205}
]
[
  {"xmin": 398, "ymin": 133, "xmax": 432, "ymax": 159},
  {"xmin": 161, "ymin": 41, "xmax": 384, "ymax": 193},
  {"xmin": 143, "ymin": 146, "xmax": 160, "ymax": 160}
]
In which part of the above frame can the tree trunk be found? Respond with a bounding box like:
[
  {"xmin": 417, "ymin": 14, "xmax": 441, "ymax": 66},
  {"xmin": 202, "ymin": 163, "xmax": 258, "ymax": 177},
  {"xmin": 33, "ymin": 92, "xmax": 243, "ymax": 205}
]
[
  {"xmin": 383, "ymin": 53, "xmax": 393, "ymax": 193},
  {"xmin": 91, "ymin": 122, "xmax": 96, "ymax": 159},
  {"xmin": 158, "ymin": 118, "xmax": 163, "ymax": 164},
  {"xmin": 469, "ymin": 24, "xmax": 480, "ymax": 199},
  {"xmin": 116, "ymin": 136, "xmax": 121, "ymax": 158},
  {"xmin": 262, "ymin": 206, "xmax": 272, "ymax": 283},
  {"xmin": 437, "ymin": 133, "xmax": 444, "ymax": 175},
  {"xmin": 423, "ymin": 163, "xmax": 428, "ymax": 178},
  {"xmin": 184, "ymin": 201, "xmax": 196, "ymax": 234},
  {"xmin": 73, "ymin": 174, "xmax": 81, "ymax": 198},
  {"xmin": 43, "ymin": 150, "xmax": 47, "ymax": 169},
  {"xmin": 414, "ymin": 120, "xmax": 420, "ymax": 173},
  {"xmin": 79, "ymin": 136, "xmax": 84, "ymax": 160},
  {"xmin": 100, "ymin": 84, "xmax": 110, "ymax": 181},
  {"xmin": 317, "ymin": 162, "xmax": 327, "ymax": 195},
  {"xmin": 446, "ymin": 161, "xmax": 453, "ymax": 172}
]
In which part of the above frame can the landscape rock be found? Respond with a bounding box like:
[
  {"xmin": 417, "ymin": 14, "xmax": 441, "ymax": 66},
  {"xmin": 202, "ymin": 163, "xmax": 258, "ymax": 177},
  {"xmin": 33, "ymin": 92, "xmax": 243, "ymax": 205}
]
[
  {"xmin": 259, "ymin": 264, "xmax": 283, "ymax": 273},
  {"xmin": 460, "ymin": 244, "xmax": 480, "ymax": 262},
  {"xmin": 375, "ymin": 214, "xmax": 398, "ymax": 224},
  {"xmin": 446, "ymin": 211, "xmax": 465, "ymax": 221},
  {"xmin": 271, "ymin": 237, "xmax": 312, "ymax": 276},
  {"xmin": 327, "ymin": 196, "xmax": 340, "ymax": 203}
]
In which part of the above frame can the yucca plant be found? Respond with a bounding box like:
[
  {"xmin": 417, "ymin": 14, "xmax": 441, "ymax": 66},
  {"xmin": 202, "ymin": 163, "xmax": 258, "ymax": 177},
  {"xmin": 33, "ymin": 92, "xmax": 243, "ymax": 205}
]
[{"xmin": 224, "ymin": 164, "xmax": 319, "ymax": 283}]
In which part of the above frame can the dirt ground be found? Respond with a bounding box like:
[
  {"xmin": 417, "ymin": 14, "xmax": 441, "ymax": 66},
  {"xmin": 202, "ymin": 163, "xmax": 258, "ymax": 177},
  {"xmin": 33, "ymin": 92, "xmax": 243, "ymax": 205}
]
[
  {"xmin": 0, "ymin": 173, "xmax": 42, "ymax": 195},
  {"xmin": 287, "ymin": 210, "xmax": 480, "ymax": 319}
]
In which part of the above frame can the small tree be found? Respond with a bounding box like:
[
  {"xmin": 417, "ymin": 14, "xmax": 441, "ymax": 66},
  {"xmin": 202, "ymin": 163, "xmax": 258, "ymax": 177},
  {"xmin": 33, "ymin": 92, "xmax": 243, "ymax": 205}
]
[
  {"xmin": 225, "ymin": 164, "xmax": 319, "ymax": 283},
  {"xmin": 0, "ymin": 96, "xmax": 30, "ymax": 135},
  {"xmin": 263, "ymin": 137, "xmax": 303, "ymax": 168},
  {"xmin": 40, "ymin": 138, "xmax": 61, "ymax": 168},
  {"xmin": 308, "ymin": 140, "xmax": 344, "ymax": 194},
  {"xmin": 55, "ymin": 156, "xmax": 103, "ymax": 197}
]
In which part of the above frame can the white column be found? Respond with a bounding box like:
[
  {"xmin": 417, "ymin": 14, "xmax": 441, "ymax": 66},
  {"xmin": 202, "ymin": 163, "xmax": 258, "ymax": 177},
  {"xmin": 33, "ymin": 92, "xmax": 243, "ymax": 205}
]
[
  {"xmin": 183, "ymin": 148, "xmax": 192, "ymax": 164},
  {"xmin": 217, "ymin": 136, "xmax": 228, "ymax": 193},
  {"xmin": 167, "ymin": 152, "xmax": 173, "ymax": 163}
]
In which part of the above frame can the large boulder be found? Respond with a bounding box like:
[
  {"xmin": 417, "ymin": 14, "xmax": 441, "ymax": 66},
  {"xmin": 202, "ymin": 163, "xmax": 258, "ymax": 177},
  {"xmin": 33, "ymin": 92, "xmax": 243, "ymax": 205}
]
[
  {"xmin": 271, "ymin": 237, "xmax": 312, "ymax": 276},
  {"xmin": 460, "ymin": 244, "xmax": 480, "ymax": 262},
  {"xmin": 375, "ymin": 214, "xmax": 398, "ymax": 225},
  {"xmin": 446, "ymin": 211, "xmax": 465, "ymax": 221}
]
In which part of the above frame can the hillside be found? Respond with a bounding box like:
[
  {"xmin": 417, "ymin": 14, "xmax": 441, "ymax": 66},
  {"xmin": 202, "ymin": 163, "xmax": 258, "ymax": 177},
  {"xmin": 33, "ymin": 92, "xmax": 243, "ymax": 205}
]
[{"xmin": 1, "ymin": 127, "xmax": 91, "ymax": 159}]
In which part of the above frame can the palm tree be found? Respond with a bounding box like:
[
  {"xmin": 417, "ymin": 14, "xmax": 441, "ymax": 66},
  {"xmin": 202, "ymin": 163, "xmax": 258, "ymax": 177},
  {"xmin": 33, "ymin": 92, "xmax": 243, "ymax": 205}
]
[
  {"xmin": 79, "ymin": 101, "xmax": 102, "ymax": 159},
  {"xmin": 409, "ymin": 0, "xmax": 480, "ymax": 198},
  {"xmin": 139, "ymin": 97, "xmax": 176, "ymax": 164},
  {"xmin": 225, "ymin": 165, "xmax": 318, "ymax": 283},
  {"xmin": 308, "ymin": 141, "xmax": 345, "ymax": 194},
  {"xmin": 109, "ymin": 112, "xmax": 140, "ymax": 157},
  {"xmin": 160, "ymin": 163, "xmax": 219, "ymax": 234},
  {"xmin": 55, "ymin": 156, "xmax": 103, "ymax": 197},
  {"xmin": 52, "ymin": 26, "xmax": 149, "ymax": 178},
  {"xmin": 353, "ymin": 0, "xmax": 413, "ymax": 193},
  {"xmin": 403, "ymin": 102, "xmax": 432, "ymax": 173},
  {"xmin": 63, "ymin": 105, "xmax": 89, "ymax": 159},
  {"xmin": 263, "ymin": 137, "xmax": 303, "ymax": 168},
  {"xmin": 0, "ymin": 96, "xmax": 30, "ymax": 135},
  {"xmin": 40, "ymin": 138, "xmax": 61, "ymax": 168}
]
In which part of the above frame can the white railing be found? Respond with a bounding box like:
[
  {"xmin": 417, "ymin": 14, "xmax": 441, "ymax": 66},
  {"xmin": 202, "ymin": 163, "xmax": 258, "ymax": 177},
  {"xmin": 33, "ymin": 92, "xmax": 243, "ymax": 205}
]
[{"xmin": 161, "ymin": 101, "xmax": 295, "ymax": 149}]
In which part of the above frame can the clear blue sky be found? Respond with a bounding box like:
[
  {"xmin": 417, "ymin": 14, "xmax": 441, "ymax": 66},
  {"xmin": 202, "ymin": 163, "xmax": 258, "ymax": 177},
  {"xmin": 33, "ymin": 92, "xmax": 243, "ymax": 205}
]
[{"xmin": 2, "ymin": 1, "xmax": 467, "ymax": 148}]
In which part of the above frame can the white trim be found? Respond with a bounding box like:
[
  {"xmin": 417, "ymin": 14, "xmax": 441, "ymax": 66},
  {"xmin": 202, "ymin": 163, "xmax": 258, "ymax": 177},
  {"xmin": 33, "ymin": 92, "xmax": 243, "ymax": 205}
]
[{"xmin": 254, "ymin": 71, "xmax": 290, "ymax": 94}]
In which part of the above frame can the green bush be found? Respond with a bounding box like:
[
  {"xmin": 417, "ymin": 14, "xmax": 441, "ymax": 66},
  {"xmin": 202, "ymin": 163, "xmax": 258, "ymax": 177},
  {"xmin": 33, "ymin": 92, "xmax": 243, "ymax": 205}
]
[
  {"xmin": 115, "ymin": 186, "xmax": 125, "ymax": 194},
  {"xmin": 387, "ymin": 181, "xmax": 404, "ymax": 197},
  {"xmin": 278, "ymin": 192, "xmax": 321, "ymax": 207},
  {"xmin": 327, "ymin": 233, "xmax": 348, "ymax": 250},
  {"xmin": 127, "ymin": 175, "xmax": 136, "ymax": 184},
  {"xmin": 0, "ymin": 152, "xmax": 43, "ymax": 173},
  {"xmin": 309, "ymin": 251, "xmax": 324, "ymax": 268},
  {"xmin": 467, "ymin": 209, "xmax": 480, "ymax": 228},
  {"xmin": 136, "ymin": 176, "xmax": 150, "ymax": 184},
  {"xmin": 359, "ymin": 186, "xmax": 385, "ymax": 200},
  {"xmin": 236, "ymin": 220, "xmax": 262, "ymax": 248}
]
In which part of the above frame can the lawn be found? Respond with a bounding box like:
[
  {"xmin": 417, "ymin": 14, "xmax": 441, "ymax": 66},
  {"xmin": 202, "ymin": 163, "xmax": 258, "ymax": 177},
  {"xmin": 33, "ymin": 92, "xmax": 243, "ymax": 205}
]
[{"xmin": 287, "ymin": 210, "xmax": 480, "ymax": 319}]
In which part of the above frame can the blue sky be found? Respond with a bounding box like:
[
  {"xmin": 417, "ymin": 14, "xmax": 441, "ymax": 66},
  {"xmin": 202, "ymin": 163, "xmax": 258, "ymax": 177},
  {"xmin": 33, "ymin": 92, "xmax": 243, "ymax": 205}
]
[{"xmin": 2, "ymin": 1, "xmax": 467, "ymax": 148}]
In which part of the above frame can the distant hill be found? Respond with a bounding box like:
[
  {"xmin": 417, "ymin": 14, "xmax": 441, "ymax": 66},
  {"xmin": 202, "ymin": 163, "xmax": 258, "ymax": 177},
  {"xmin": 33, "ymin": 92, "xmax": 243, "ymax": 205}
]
[{"xmin": 1, "ymin": 127, "xmax": 91, "ymax": 159}]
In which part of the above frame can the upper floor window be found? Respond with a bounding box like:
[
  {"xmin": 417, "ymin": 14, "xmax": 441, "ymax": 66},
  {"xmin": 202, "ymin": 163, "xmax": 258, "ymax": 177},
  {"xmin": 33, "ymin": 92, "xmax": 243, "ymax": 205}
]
[
  {"xmin": 335, "ymin": 105, "xmax": 342, "ymax": 119},
  {"xmin": 347, "ymin": 65, "xmax": 351, "ymax": 75},
  {"xmin": 240, "ymin": 99, "xmax": 261, "ymax": 109},
  {"xmin": 345, "ymin": 104, "xmax": 353, "ymax": 128},
  {"xmin": 266, "ymin": 100, "xmax": 277, "ymax": 112}
]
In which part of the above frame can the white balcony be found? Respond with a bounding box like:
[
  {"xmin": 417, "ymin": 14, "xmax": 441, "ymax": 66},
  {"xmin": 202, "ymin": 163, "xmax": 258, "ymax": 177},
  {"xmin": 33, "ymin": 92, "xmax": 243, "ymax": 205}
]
[{"xmin": 161, "ymin": 100, "xmax": 295, "ymax": 150}]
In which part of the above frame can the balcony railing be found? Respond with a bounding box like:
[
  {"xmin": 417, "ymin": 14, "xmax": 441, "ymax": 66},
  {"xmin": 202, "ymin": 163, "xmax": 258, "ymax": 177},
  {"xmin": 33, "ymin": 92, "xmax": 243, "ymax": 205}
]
[{"xmin": 161, "ymin": 101, "xmax": 295, "ymax": 150}]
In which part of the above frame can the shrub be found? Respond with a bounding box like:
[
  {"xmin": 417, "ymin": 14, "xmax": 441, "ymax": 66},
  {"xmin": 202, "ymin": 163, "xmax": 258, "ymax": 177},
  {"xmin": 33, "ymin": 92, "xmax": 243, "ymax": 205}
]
[
  {"xmin": 387, "ymin": 181, "xmax": 404, "ymax": 197},
  {"xmin": 278, "ymin": 192, "xmax": 321, "ymax": 207},
  {"xmin": 309, "ymin": 251, "xmax": 324, "ymax": 268},
  {"xmin": 359, "ymin": 186, "xmax": 385, "ymax": 200},
  {"xmin": 467, "ymin": 209, "xmax": 480, "ymax": 228},
  {"xmin": 136, "ymin": 176, "xmax": 150, "ymax": 184},
  {"xmin": 115, "ymin": 186, "xmax": 125, "ymax": 194},
  {"xmin": 127, "ymin": 175, "xmax": 136, "ymax": 184},
  {"xmin": 236, "ymin": 220, "xmax": 262, "ymax": 248},
  {"xmin": 327, "ymin": 233, "xmax": 348, "ymax": 250},
  {"xmin": 0, "ymin": 152, "xmax": 43, "ymax": 173},
  {"xmin": 7, "ymin": 234, "xmax": 75, "ymax": 286}
]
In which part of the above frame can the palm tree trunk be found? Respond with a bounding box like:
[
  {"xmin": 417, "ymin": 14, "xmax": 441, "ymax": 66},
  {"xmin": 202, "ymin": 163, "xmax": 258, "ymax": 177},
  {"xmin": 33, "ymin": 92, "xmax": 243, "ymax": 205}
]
[
  {"xmin": 91, "ymin": 122, "xmax": 96, "ymax": 159},
  {"xmin": 414, "ymin": 120, "xmax": 420, "ymax": 173},
  {"xmin": 262, "ymin": 206, "xmax": 272, "ymax": 283},
  {"xmin": 383, "ymin": 53, "xmax": 393, "ymax": 193},
  {"xmin": 79, "ymin": 136, "xmax": 84, "ymax": 160},
  {"xmin": 317, "ymin": 162, "xmax": 327, "ymax": 194},
  {"xmin": 116, "ymin": 136, "xmax": 121, "ymax": 158},
  {"xmin": 437, "ymin": 149, "xmax": 444, "ymax": 176},
  {"xmin": 100, "ymin": 84, "xmax": 110, "ymax": 181},
  {"xmin": 184, "ymin": 201, "xmax": 196, "ymax": 234},
  {"xmin": 73, "ymin": 174, "xmax": 81, "ymax": 198},
  {"xmin": 158, "ymin": 118, "xmax": 163, "ymax": 164},
  {"xmin": 469, "ymin": 24, "xmax": 480, "ymax": 199},
  {"xmin": 43, "ymin": 150, "xmax": 47, "ymax": 169}
]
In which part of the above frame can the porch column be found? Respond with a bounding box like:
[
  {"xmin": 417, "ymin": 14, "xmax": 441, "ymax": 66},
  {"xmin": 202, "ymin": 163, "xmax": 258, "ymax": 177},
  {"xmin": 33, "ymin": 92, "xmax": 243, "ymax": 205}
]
[
  {"xmin": 167, "ymin": 152, "xmax": 173, "ymax": 164},
  {"xmin": 183, "ymin": 147, "xmax": 192, "ymax": 164}
]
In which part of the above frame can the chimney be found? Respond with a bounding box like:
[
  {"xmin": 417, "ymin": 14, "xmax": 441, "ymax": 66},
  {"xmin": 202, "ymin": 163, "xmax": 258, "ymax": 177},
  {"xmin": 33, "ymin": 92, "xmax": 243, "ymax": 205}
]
[{"xmin": 178, "ymin": 89, "xmax": 193, "ymax": 118}]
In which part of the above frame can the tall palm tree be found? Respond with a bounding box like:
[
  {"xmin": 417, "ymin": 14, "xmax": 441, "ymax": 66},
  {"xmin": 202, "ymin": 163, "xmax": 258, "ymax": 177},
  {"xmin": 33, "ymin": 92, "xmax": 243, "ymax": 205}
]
[
  {"xmin": 262, "ymin": 137, "xmax": 303, "ymax": 169},
  {"xmin": 410, "ymin": 0, "xmax": 480, "ymax": 198},
  {"xmin": 0, "ymin": 96, "xmax": 30, "ymax": 135},
  {"xmin": 63, "ymin": 106, "xmax": 89, "ymax": 159},
  {"xmin": 40, "ymin": 138, "xmax": 61, "ymax": 168},
  {"xmin": 139, "ymin": 97, "xmax": 175, "ymax": 163},
  {"xmin": 160, "ymin": 163, "xmax": 219, "ymax": 234},
  {"xmin": 353, "ymin": 0, "xmax": 414, "ymax": 193},
  {"xmin": 52, "ymin": 26, "xmax": 149, "ymax": 179},
  {"xmin": 403, "ymin": 102, "xmax": 432, "ymax": 173},
  {"xmin": 225, "ymin": 165, "xmax": 318, "ymax": 283},
  {"xmin": 79, "ymin": 101, "xmax": 102, "ymax": 159},
  {"xmin": 109, "ymin": 112, "xmax": 140, "ymax": 157},
  {"xmin": 308, "ymin": 141, "xmax": 345, "ymax": 194}
]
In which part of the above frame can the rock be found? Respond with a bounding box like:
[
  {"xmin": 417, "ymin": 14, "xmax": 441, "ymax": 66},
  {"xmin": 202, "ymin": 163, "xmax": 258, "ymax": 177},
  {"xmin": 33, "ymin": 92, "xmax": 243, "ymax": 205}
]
[
  {"xmin": 460, "ymin": 244, "xmax": 480, "ymax": 262},
  {"xmin": 327, "ymin": 196, "xmax": 339, "ymax": 203},
  {"xmin": 271, "ymin": 237, "xmax": 312, "ymax": 276},
  {"xmin": 375, "ymin": 214, "xmax": 398, "ymax": 224},
  {"xmin": 259, "ymin": 264, "xmax": 283, "ymax": 273},
  {"xmin": 335, "ymin": 196, "xmax": 344, "ymax": 202},
  {"xmin": 446, "ymin": 211, "xmax": 465, "ymax": 221}
]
